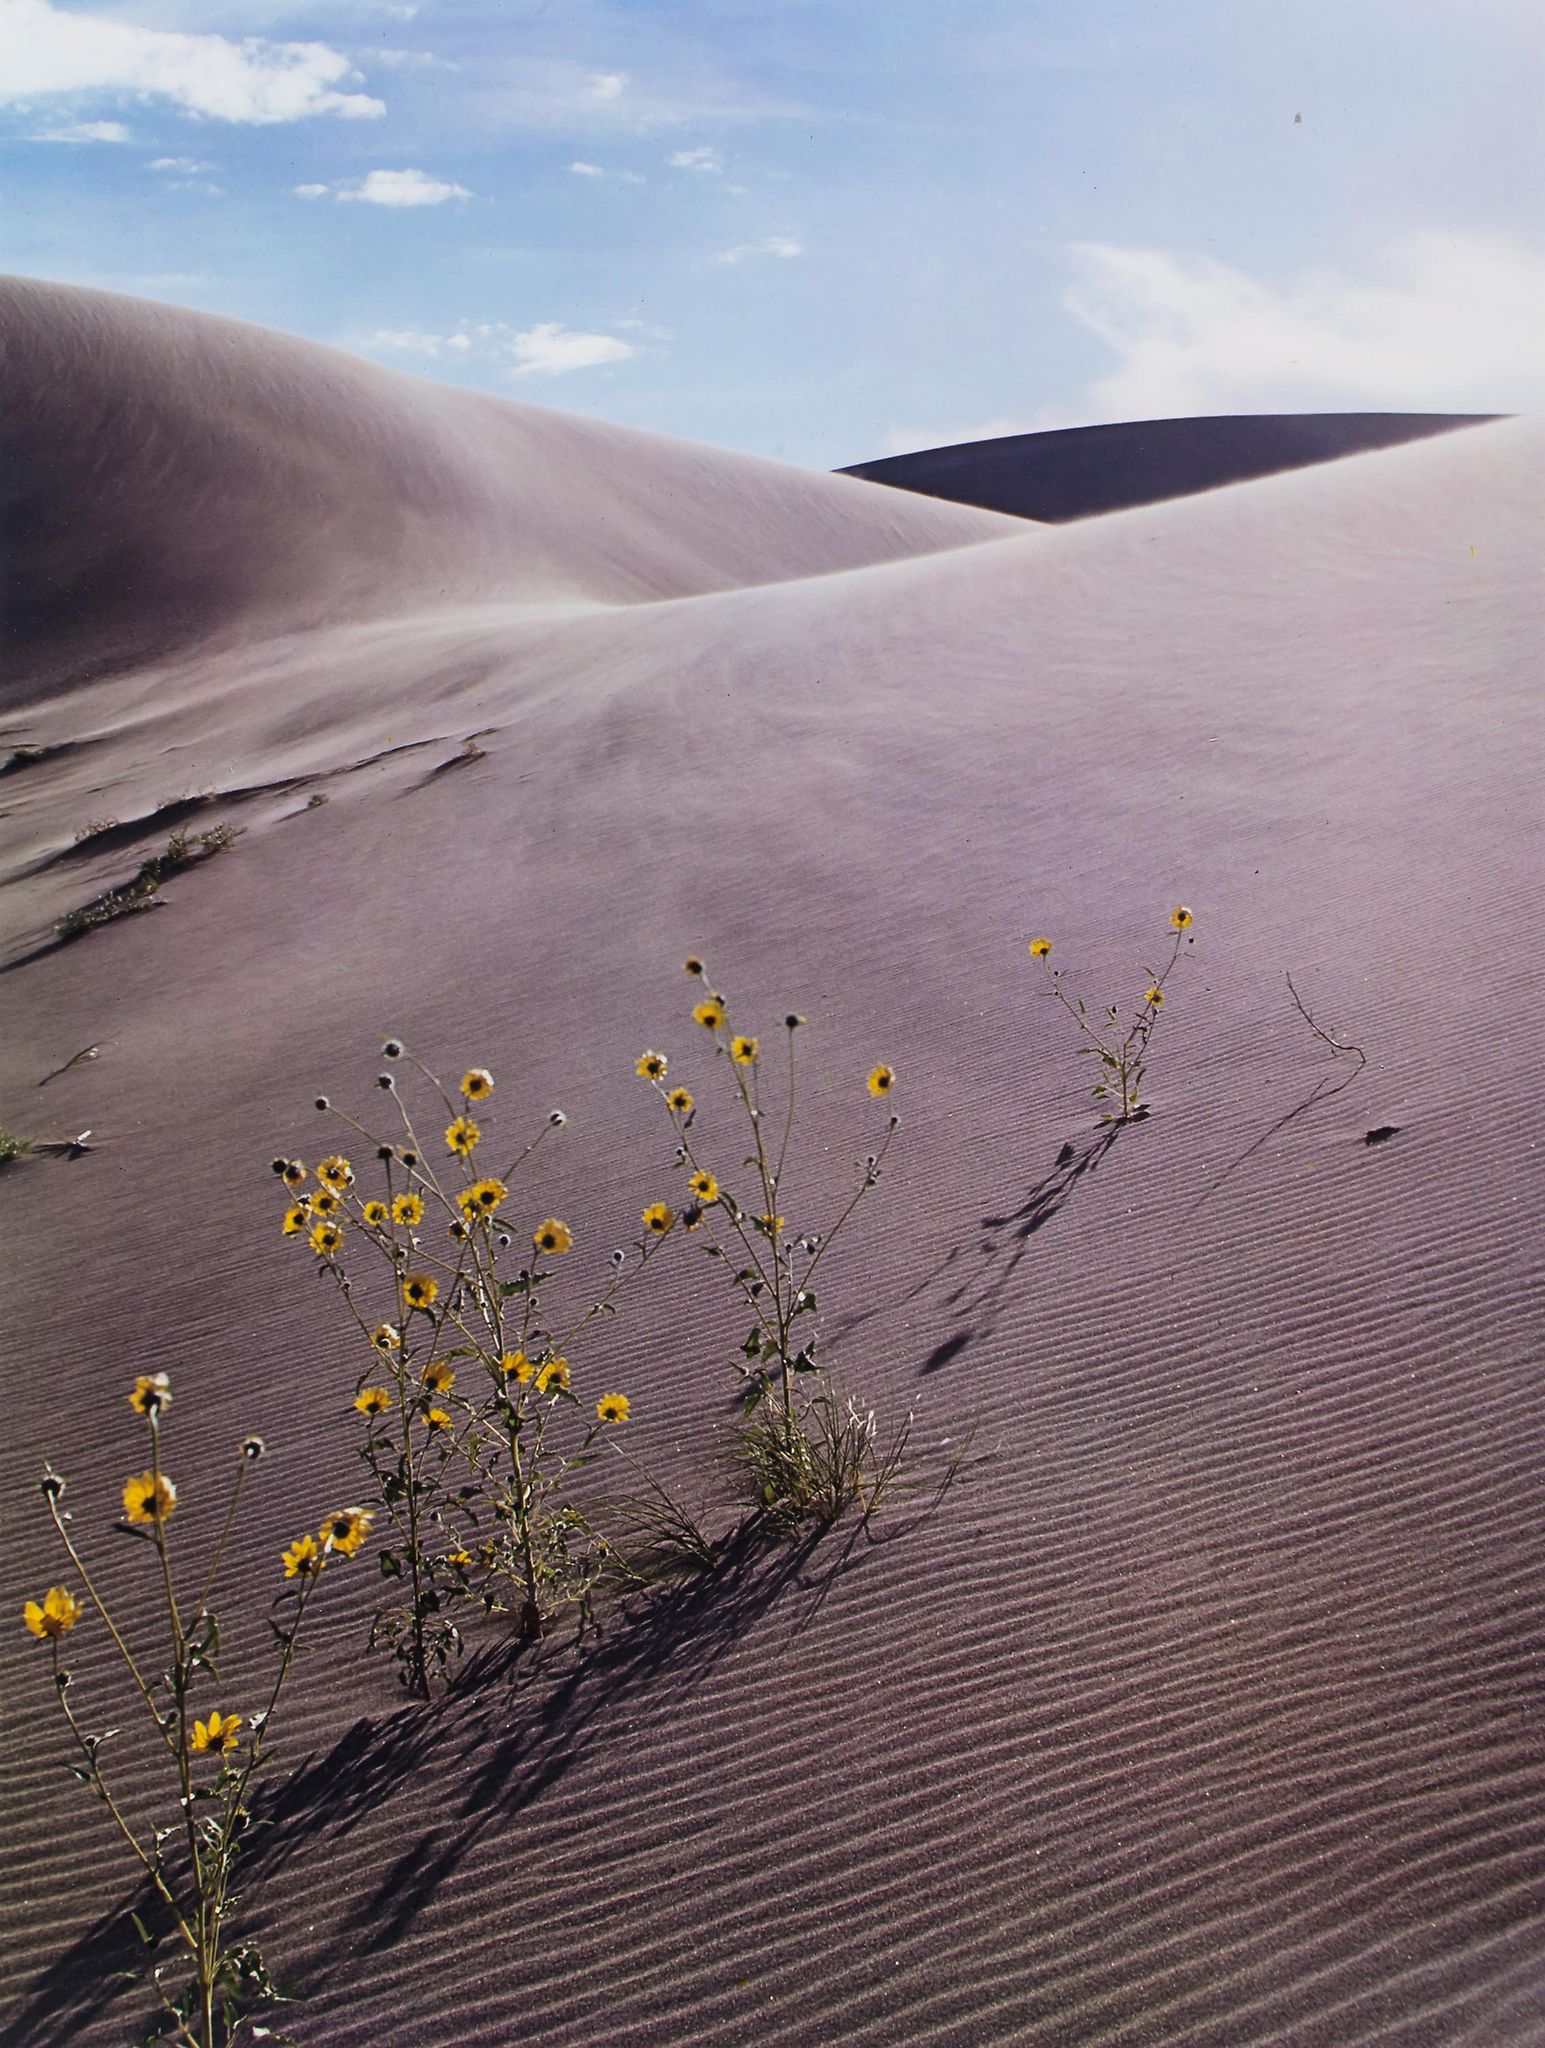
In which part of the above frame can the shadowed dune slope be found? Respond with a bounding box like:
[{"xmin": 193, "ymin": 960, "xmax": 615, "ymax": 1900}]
[
  {"xmin": 0, "ymin": 277, "xmax": 1021, "ymax": 703},
  {"xmin": 1, "ymin": 293, "xmax": 1543, "ymax": 2048},
  {"xmin": 842, "ymin": 411, "xmax": 1499, "ymax": 521}
]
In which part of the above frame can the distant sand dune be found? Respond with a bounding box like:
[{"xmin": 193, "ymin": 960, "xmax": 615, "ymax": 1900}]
[
  {"xmin": 842, "ymin": 411, "xmax": 1500, "ymax": 522},
  {"xmin": 2, "ymin": 282, "xmax": 1542, "ymax": 2048}
]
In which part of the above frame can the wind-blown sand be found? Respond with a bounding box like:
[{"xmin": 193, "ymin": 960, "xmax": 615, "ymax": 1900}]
[{"xmin": 2, "ymin": 279, "xmax": 1543, "ymax": 2048}]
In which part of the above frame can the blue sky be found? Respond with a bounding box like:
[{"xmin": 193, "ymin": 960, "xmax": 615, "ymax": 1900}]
[{"xmin": 2, "ymin": 0, "xmax": 1542, "ymax": 466}]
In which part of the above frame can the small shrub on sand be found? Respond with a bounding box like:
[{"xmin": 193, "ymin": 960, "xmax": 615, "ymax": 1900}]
[
  {"xmin": 288, "ymin": 1051, "xmax": 670, "ymax": 1691},
  {"xmin": 0, "ymin": 1121, "xmax": 29, "ymax": 1166},
  {"xmin": 1030, "ymin": 905, "xmax": 1196, "ymax": 1123},
  {"xmin": 21, "ymin": 1374, "xmax": 360, "ymax": 2048},
  {"xmin": 55, "ymin": 824, "xmax": 239, "ymax": 942},
  {"xmin": 637, "ymin": 959, "xmax": 908, "ymax": 1532}
]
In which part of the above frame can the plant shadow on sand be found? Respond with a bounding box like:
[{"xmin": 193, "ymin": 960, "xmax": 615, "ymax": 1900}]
[
  {"xmin": 825, "ymin": 1125, "xmax": 1124, "ymax": 1384},
  {"xmin": 11, "ymin": 1508, "xmax": 928, "ymax": 2044}
]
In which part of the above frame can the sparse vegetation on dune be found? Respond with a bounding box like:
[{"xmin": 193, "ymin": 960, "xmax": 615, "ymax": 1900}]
[
  {"xmin": 637, "ymin": 956, "xmax": 908, "ymax": 1530},
  {"xmin": 55, "ymin": 824, "xmax": 238, "ymax": 943},
  {"xmin": 20, "ymin": 1379, "xmax": 361, "ymax": 2048},
  {"xmin": 1031, "ymin": 905, "xmax": 1196, "ymax": 1123}
]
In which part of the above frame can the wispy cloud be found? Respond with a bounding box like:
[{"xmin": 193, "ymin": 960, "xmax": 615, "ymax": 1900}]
[
  {"xmin": 716, "ymin": 235, "xmax": 802, "ymax": 265},
  {"xmin": 1064, "ymin": 234, "xmax": 1545, "ymax": 418},
  {"xmin": 669, "ymin": 145, "xmax": 721, "ymax": 174},
  {"xmin": 28, "ymin": 117, "xmax": 130, "ymax": 142},
  {"xmin": 589, "ymin": 71, "xmax": 626, "ymax": 101},
  {"xmin": 570, "ymin": 159, "xmax": 644, "ymax": 183},
  {"xmin": 875, "ymin": 414, "xmax": 1030, "ymax": 459},
  {"xmin": 367, "ymin": 319, "xmax": 636, "ymax": 378},
  {"xmin": 507, "ymin": 323, "xmax": 633, "ymax": 376},
  {"xmin": 0, "ymin": 0, "xmax": 385, "ymax": 123},
  {"xmin": 298, "ymin": 168, "xmax": 472, "ymax": 207},
  {"xmin": 149, "ymin": 154, "xmax": 212, "ymax": 172}
]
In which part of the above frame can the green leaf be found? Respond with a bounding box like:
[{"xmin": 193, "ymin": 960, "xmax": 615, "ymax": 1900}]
[{"xmin": 741, "ymin": 1327, "xmax": 763, "ymax": 1359}]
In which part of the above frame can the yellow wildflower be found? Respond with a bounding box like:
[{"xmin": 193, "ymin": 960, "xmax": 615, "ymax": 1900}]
[
  {"xmin": 867, "ymin": 1064, "xmax": 896, "ymax": 1098},
  {"xmin": 370, "ymin": 1323, "xmax": 400, "ymax": 1352},
  {"xmin": 642, "ymin": 1201, "xmax": 674, "ymax": 1236},
  {"xmin": 688, "ymin": 1170, "xmax": 719, "ymax": 1203},
  {"xmin": 23, "ymin": 1587, "xmax": 81, "ymax": 1639},
  {"xmin": 447, "ymin": 1549, "xmax": 474, "ymax": 1569},
  {"xmin": 1144, "ymin": 986, "xmax": 1165, "ymax": 1007},
  {"xmin": 445, "ymin": 1116, "xmax": 480, "ymax": 1157},
  {"xmin": 129, "ymin": 1373, "xmax": 171, "ymax": 1418},
  {"xmin": 666, "ymin": 1087, "xmax": 694, "ymax": 1115},
  {"xmin": 392, "ymin": 1192, "xmax": 425, "ymax": 1227},
  {"xmin": 501, "ymin": 1351, "xmax": 535, "ymax": 1384},
  {"xmin": 533, "ymin": 1217, "xmax": 573, "ymax": 1255},
  {"xmin": 192, "ymin": 1711, "xmax": 242, "ymax": 1754},
  {"xmin": 123, "ymin": 1472, "xmax": 176, "ymax": 1525},
  {"xmin": 282, "ymin": 1204, "xmax": 309, "ymax": 1237},
  {"xmin": 1170, "ymin": 906, "xmax": 1194, "ymax": 931},
  {"xmin": 636, "ymin": 1050, "xmax": 668, "ymax": 1080},
  {"xmin": 693, "ymin": 998, "xmax": 726, "ymax": 1031},
  {"xmin": 281, "ymin": 1160, "xmax": 307, "ymax": 1187},
  {"xmin": 421, "ymin": 1359, "xmax": 455, "ymax": 1394},
  {"xmin": 424, "ymin": 1407, "xmax": 452, "ymax": 1433},
  {"xmin": 354, "ymin": 1387, "xmax": 392, "ymax": 1417},
  {"xmin": 309, "ymin": 1220, "xmax": 344, "ymax": 1258},
  {"xmin": 362, "ymin": 1200, "xmax": 390, "ymax": 1228},
  {"xmin": 731, "ymin": 1035, "xmax": 758, "ymax": 1065},
  {"xmin": 310, "ymin": 1188, "xmax": 342, "ymax": 1218},
  {"xmin": 317, "ymin": 1155, "xmax": 354, "ymax": 1190},
  {"xmin": 596, "ymin": 1393, "xmax": 630, "ymax": 1425},
  {"xmin": 1029, "ymin": 937, "xmax": 1052, "ymax": 959},
  {"xmin": 318, "ymin": 1508, "xmax": 373, "ymax": 1557},
  {"xmin": 281, "ymin": 1532, "xmax": 323, "ymax": 1580},
  {"xmin": 536, "ymin": 1357, "xmax": 570, "ymax": 1395},
  {"xmin": 403, "ymin": 1273, "xmax": 438, "ymax": 1311},
  {"xmin": 458, "ymin": 1177, "xmax": 508, "ymax": 1220},
  {"xmin": 461, "ymin": 1068, "xmax": 494, "ymax": 1100}
]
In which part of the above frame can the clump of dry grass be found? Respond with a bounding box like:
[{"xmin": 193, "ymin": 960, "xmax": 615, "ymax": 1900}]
[{"xmin": 55, "ymin": 824, "xmax": 239, "ymax": 942}]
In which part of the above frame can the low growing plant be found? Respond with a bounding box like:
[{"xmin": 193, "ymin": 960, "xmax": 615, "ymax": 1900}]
[
  {"xmin": 21, "ymin": 1373, "xmax": 363, "ymax": 2047},
  {"xmin": 635, "ymin": 958, "xmax": 908, "ymax": 1532},
  {"xmin": 284, "ymin": 1049, "xmax": 671, "ymax": 1692},
  {"xmin": 55, "ymin": 824, "xmax": 239, "ymax": 942},
  {"xmin": 1030, "ymin": 905, "xmax": 1196, "ymax": 1123}
]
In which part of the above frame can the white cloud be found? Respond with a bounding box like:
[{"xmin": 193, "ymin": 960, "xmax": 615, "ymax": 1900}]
[
  {"xmin": 1064, "ymin": 234, "xmax": 1545, "ymax": 419},
  {"xmin": 716, "ymin": 235, "xmax": 803, "ymax": 265},
  {"xmin": 303, "ymin": 168, "xmax": 471, "ymax": 206},
  {"xmin": 0, "ymin": 0, "xmax": 384, "ymax": 122},
  {"xmin": 370, "ymin": 328, "xmax": 471, "ymax": 355},
  {"xmin": 875, "ymin": 414, "xmax": 1031, "ymax": 459},
  {"xmin": 29, "ymin": 116, "xmax": 130, "ymax": 141},
  {"xmin": 669, "ymin": 145, "xmax": 720, "ymax": 174},
  {"xmin": 589, "ymin": 71, "xmax": 625, "ymax": 100},
  {"xmin": 370, "ymin": 46, "xmax": 453, "ymax": 72},
  {"xmin": 507, "ymin": 323, "xmax": 633, "ymax": 377},
  {"xmin": 365, "ymin": 320, "xmax": 635, "ymax": 378},
  {"xmin": 149, "ymin": 154, "xmax": 211, "ymax": 171},
  {"xmin": 570, "ymin": 159, "xmax": 644, "ymax": 184}
]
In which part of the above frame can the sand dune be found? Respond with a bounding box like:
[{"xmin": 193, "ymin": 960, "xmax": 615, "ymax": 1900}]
[
  {"xmin": 842, "ymin": 411, "xmax": 1499, "ymax": 522},
  {"xmin": 0, "ymin": 277, "xmax": 1019, "ymax": 704},
  {"xmin": 2, "ymin": 284, "xmax": 1543, "ymax": 2048}
]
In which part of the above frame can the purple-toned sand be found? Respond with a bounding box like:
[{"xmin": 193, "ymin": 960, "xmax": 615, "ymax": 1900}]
[{"xmin": 3, "ymin": 277, "xmax": 1543, "ymax": 2048}]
